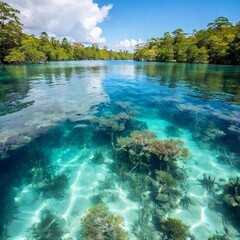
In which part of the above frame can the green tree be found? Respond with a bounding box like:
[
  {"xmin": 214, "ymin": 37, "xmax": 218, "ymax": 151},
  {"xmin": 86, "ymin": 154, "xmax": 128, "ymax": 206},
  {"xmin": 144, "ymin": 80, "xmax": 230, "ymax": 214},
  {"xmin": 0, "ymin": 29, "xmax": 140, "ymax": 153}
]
[
  {"xmin": 4, "ymin": 49, "xmax": 25, "ymax": 62},
  {"xmin": 0, "ymin": 1, "xmax": 22, "ymax": 62},
  {"xmin": 20, "ymin": 35, "xmax": 46, "ymax": 62},
  {"xmin": 172, "ymin": 29, "xmax": 188, "ymax": 62},
  {"xmin": 207, "ymin": 16, "xmax": 232, "ymax": 30},
  {"xmin": 134, "ymin": 16, "xmax": 239, "ymax": 65},
  {"xmin": 156, "ymin": 32, "xmax": 174, "ymax": 62},
  {"xmin": 187, "ymin": 45, "xmax": 208, "ymax": 63},
  {"xmin": 61, "ymin": 37, "xmax": 73, "ymax": 58},
  {"xmin": 228, "ymin": 33, "xmax": 240, "ymax": 65},
  {"xmin": 40, "ymin": 32, "xmax": 49, "ymax": 45}
]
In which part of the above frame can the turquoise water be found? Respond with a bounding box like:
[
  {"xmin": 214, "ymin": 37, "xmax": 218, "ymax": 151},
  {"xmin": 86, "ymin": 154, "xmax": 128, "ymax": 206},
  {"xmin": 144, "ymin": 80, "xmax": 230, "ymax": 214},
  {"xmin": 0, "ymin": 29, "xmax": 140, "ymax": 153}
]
[{"xmin": 0, "ymin": 61, "xmax": 240, "ymax": 239}]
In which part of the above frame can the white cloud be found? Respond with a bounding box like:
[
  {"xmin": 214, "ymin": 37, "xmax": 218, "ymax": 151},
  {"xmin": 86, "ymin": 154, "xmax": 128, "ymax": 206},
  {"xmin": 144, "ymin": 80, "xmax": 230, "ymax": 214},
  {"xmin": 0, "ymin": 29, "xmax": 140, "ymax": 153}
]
[
  {"xmin": 6, "ymin": 0, "xmax": 112, "ymax": 43},
  {"xmin": 119, "ymin": 38, "xmax": 144, "ymax": 48}
]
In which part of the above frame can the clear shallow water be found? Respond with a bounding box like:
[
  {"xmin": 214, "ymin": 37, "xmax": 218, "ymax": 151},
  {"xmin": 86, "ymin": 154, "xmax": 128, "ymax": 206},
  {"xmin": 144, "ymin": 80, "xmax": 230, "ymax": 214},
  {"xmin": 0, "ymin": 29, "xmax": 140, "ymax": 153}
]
[{"xmin": 0, "ymin": 61, "xmax": 240, "ymax": 239}]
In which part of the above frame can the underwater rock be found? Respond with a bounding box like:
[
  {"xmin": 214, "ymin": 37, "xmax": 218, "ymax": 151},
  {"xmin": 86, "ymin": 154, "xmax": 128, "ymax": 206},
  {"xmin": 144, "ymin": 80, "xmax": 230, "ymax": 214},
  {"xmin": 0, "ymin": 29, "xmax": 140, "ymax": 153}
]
[
  {"xmin": 222, "ymin": 194, "xmax": 238, "ymax": 207},
  {"xmin": 0, "ymin": 130, "xmax": 31, "ymax": 158},
  {"xmin": 177, "ymin": 103, "xmax": 203, "ymax": 113},
  {"xmin": 115, "ymin": 101, "xmax": 139, "ymax": 116},
  {"xmin": 169, "ymin": 197, "xmax": 181, "ymax": 208},
  {"xmin": 228, "ymin": 124, "xmax": 240, "ymax": 134},
  {"xmin": 222, "ymin": 177, "xmax": 240, "ymax": 207},
  {"xmin": 221, "ymin": 177, "xmax": 240, "ymax": 229},
  {"xmin": 205, "ymin": 128, "xmax": 225, "ymax": 139},
  {"xmin": 156, "ymin": 193, "xmax": 169, "ymax": 203}
]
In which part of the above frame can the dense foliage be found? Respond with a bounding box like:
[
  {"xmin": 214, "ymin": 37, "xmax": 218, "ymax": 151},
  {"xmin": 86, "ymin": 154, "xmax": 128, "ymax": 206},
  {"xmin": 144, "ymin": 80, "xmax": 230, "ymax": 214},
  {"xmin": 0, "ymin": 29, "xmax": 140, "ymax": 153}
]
[
  {"xmin": 134, "ymin": 17, "xmax": 240, "ymax": 65},
  {"xmin": 0, "ymin": 1, "xmax": 132, "ymax": 63},
  {"xmin": 0, "ymin": 1, "xmax": 22, "ymax": 62}
]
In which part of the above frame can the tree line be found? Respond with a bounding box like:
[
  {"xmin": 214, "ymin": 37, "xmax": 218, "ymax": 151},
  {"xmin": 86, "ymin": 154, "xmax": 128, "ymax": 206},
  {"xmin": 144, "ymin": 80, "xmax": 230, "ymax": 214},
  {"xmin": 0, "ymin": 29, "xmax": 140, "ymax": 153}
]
[
  {"xmin": 134, "ymin": 17, "xmax": 240, "ymax": 65},
  {"xmin": 0, "ymin": 1, "xmax": 132, "ymax": 64}
]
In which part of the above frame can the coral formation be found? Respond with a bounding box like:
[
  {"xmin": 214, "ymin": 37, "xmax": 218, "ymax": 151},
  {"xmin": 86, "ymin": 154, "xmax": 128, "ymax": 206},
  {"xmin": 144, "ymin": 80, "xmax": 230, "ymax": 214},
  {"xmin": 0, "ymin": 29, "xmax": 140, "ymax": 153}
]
[
  {"xmin": 81, "ymin": 204, "xmax": 127, "ymax": 240},
  {"xmin": 117, "ymin": 130, "xmax": 190, "ymax": 173},
  {"xmin": 92, "ymin": 113, "xmax": 133, "ymax": 134}
]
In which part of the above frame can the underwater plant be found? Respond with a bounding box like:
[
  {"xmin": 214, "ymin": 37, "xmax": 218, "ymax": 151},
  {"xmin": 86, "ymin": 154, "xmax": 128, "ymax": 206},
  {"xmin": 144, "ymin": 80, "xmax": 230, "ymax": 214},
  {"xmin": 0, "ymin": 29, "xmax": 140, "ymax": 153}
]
[
  {"xmin": 117, "ymin": 130, "xmax": 190, "ymax": 173},
  {"xmin": 155, "ymin": 170, "xmax": 176, "ymax": 187},
  {"xmin": 114, "ymin": 130, "xmax": 190, "ymax": 212},
  {"xmin": 180, "ymin": 194, "xmax": 195, "ymax": 209},
  {"xmin": 95, "ymin": 177, "xmax": 120, "ymax": 203},
  {"xmin": 125, "ymin": 173, "xmax": 150, "ymax": 202},
  {"xmin": 158, "ymin": 217, "xmax": 189, "ymax": 240},
  {"xmin": 198, "ymin": 174, "xmax": 220, "ymax": 194},
  {"xmin": 34, "ymin": 172, "xmax": 69, "ymax": 199},
  {"xmin": 30, "ymin": 209, "xmax": 66, "ymax": 240},
  {"xmin": 81, "ymin": 204, "xmax": 127, "ymax": 240},
  {"xmin": 97, "ymin": 177, "xmax": 116, "ymax": 191},
  {"xmin": 91, "ymin": 113, "xmax": 147, "ymax": 148},
  {"xmin": 91, "ymin": 151, "xmax": 105, "ymax": 164},
  {"xmin": 91, "ymin": 194, "xmax": 104, "ymax": 205},
  {"xmin": 208, "ymin": 234, "xmax": 229, "ymax": 240}
]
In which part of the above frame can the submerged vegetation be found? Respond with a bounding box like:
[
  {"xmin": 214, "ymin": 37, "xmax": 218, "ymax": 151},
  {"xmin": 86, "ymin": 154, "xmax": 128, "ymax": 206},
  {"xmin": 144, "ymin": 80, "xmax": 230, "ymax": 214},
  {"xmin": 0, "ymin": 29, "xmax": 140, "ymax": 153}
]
[
  {"xmin": 30, "ymin": 210, "xmax": 66, "ymax": 240},
  {"xmin": 134, "ymin": 17, "xmax": 240, "ymax": 65},
  {"xmin": 198, "ymin": 174, "xmax": 220, "ymax": 194},
  {"xmin": 81, "ymin": 204, "xmax": 128, "ymax": 240},
  {"xmin": 116, "ymin": 130, "xmax": 190, "ymax": 174},
  {"xmin": 157, "ymin": 217, "xmax": 189, "ymax": 240},
  {"xmin": 208, "ymin": 234, "xmax": 229, "ymax": 240},
  {"xmin": 33, "ymin": 172, "xmax": 69, "ymax": 199}
]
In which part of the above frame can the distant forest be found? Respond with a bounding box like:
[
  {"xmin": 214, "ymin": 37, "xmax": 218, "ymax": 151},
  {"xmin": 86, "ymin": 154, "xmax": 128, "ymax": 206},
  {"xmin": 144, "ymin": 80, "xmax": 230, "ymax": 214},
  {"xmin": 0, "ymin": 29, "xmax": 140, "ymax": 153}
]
[
  {"xmin": 1, "ymin": 1, "xmax": 240, "ymax": 65},
  {"xmin": 0, "ymin": 1, "xmax": 132, "ymax": 64},
  {"xmin": 134, "ymin": 17, "xmax": 240, "ymax": 65}
]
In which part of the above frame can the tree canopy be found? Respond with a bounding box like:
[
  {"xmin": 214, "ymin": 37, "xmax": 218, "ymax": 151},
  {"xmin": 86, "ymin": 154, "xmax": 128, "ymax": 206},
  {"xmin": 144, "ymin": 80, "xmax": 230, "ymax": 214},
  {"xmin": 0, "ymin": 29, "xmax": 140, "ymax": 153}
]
[
  {"xmin": 0, "ymin": 1, "xmax": 22, "ymax": 62},
  {"xmin": 134, "ymin": 17, "xmax": 240, "ymax": 65},
  {"xmin": 0, "ymin": 1, "xmax": 132, "ymax": 63}
]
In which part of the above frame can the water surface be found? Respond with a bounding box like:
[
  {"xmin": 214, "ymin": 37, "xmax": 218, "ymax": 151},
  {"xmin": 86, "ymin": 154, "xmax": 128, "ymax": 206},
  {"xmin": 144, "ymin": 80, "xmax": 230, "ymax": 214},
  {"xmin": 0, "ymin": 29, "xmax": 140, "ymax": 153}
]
[{"xmin": 0, "ymin": 61, "xmax": 240, "ymax": 239}]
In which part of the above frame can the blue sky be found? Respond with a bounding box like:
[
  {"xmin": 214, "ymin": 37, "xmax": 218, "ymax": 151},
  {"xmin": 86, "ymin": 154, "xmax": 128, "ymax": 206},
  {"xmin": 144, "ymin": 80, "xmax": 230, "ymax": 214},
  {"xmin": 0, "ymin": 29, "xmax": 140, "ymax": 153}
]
[
  {"xmin": 96, "ymin": 0, "xmax": 240, "ymax": 49},
  {"xmin": 7, "ymin": 0, "xmax": 240, "ymax": 51}
]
